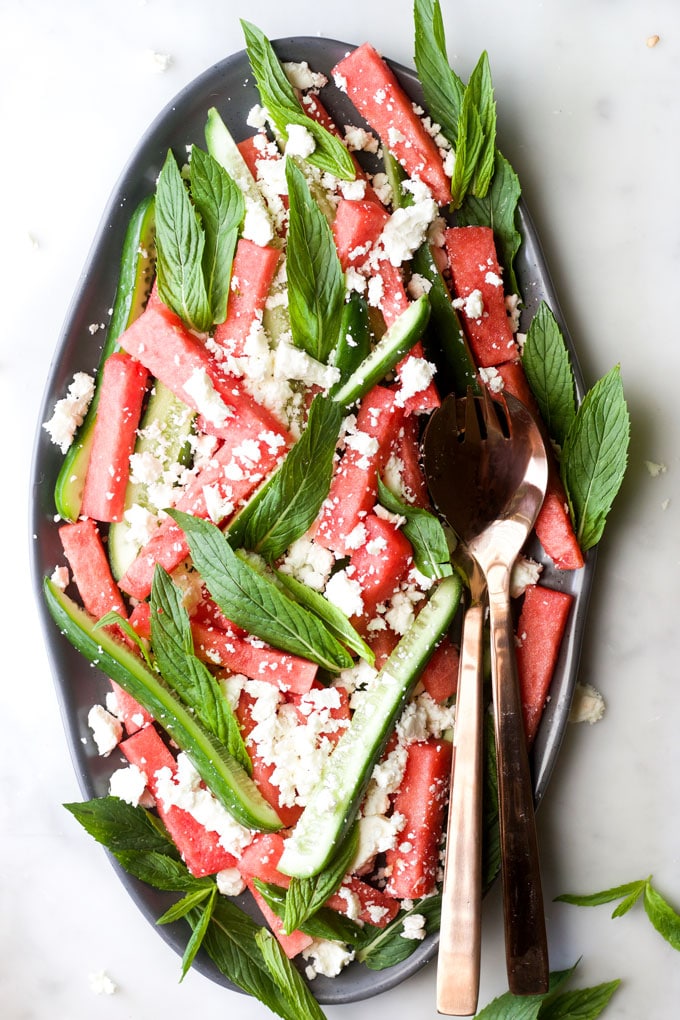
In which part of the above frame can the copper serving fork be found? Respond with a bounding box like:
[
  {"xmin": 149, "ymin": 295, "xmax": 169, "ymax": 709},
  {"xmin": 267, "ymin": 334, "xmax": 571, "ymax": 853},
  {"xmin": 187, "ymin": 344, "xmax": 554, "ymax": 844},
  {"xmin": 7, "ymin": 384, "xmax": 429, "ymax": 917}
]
[{"xmin": 422, "ymin": 388, "xmax": 549, "ymax": 1013}]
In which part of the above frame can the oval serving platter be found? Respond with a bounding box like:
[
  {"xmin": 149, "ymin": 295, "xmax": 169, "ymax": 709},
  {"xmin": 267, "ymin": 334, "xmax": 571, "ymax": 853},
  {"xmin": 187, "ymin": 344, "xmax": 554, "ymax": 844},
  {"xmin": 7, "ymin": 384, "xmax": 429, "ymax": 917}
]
[{"xmin": 30, "ymin": 36, "xmax": 595, "ymax": 1006}]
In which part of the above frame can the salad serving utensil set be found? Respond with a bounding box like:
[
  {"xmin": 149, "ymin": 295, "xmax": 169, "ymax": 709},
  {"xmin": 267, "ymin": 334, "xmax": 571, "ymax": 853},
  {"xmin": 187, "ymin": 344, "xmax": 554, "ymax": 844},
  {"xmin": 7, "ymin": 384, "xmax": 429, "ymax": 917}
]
[{"xmin": 422, "ymin": 388, "xmax": 550, "ymax": 1015}]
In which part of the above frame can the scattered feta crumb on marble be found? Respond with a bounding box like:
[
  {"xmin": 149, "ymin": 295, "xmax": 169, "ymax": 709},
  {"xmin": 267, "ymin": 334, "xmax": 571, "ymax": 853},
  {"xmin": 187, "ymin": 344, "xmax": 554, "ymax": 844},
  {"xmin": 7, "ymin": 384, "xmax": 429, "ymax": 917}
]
[
  {"xmin": 144, "ymin": 50, "xmax": 172, "ymax": 73},
  {"xmin": 569, "ymin": 682, "xmax": 606, "ymax": 725},
  {"xmin": 646, "ymin": 34, "xmax": 660, "ymax": 48},
  {"xmin": 645, "ymin": 460, "xmax": 667, "ymax": 477},
  {"xmin": 88, "ymin": 970, "xmax": 117, "ymax": 995}
]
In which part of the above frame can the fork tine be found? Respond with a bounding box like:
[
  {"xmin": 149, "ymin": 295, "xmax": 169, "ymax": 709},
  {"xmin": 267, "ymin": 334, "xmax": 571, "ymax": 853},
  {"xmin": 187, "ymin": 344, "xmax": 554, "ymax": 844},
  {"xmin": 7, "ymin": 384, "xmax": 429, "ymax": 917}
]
[
  {"xmin": 480, "ymin": 386, "xmax": 510, "ymax": 439},
  {"xmin": 463, "ymin": 387, "xmax": 483, "ymax": 443}
]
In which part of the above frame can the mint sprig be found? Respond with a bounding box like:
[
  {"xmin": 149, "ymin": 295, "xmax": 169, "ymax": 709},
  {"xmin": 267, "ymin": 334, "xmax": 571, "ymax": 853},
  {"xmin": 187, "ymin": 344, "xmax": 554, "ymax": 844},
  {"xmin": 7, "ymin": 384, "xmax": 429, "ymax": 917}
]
[
  {"xmin": 169, "ymin": 509, "xmax": 354, "ymax": 671},
  {"xmin": 561, "ymin": 365, "xmax": 630, "ymax": 551},
  {"xmin": 556, "ymin": 876, "xmax": 680, "ymax": 951},
  {"xmin": 155, "ymin": 146, "xmax": 244, "ymax": 333},
  {"xmin": 241, "ymin": 19, "xmax": 355, "ymax": 181},
  {"xmin": 377, "ymin": 475, "xmax": 453, "ymax": 580},
  {"xmin": 228, "ymin": 393, "xmax": 343, "ymax": 561},
  {"xmin": 285, "ymin": 158, "xmax": 346, "ymax": 364},
  {"xmin": 474, "ymin": 961, "xmax": 620, "ymax": 1019},
  {"xmin": 522, "ymin": 301, "xmax": 577, "ymax": 447}
]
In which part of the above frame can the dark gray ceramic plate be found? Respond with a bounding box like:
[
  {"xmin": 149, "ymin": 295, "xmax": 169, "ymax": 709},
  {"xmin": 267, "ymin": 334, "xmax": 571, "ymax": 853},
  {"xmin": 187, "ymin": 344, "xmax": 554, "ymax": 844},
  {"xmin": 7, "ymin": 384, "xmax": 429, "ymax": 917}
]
[{"xmin": 30, "ymin": 36, "xmax": 595, "ymax": 1006}]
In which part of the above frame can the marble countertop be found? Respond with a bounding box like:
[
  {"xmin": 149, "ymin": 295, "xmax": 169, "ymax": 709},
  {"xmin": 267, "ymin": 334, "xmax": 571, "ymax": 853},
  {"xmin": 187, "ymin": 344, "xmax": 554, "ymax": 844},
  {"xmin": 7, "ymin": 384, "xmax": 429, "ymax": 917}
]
[{"xmin": 2, "ymin": 1, "xmax": 679, "ymax": 1017}]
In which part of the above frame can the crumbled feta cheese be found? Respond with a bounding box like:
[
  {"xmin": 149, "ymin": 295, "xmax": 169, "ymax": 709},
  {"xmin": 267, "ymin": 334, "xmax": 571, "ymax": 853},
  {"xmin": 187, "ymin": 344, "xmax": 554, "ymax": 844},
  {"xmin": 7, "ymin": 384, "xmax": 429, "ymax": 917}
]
[
  {"xmin": 50, "ymin": 565, "xmax": 70, "ymax": 591},
  {"xmin": 279, "ymin": 536, "xmax": 335, "ymax": 591},
  {"xmin": 343, "ymin": 124, "xmax": 379, "ymax": 153},
  {"xmin": 216, "ymin": 867, "xmax": 247, "ymax": 896},
  {"xmin": 325, "ymin": 569, "xmax": 365, "ymax": 618},
  {"xmin": 87, "ymin": 704, "xmax": 123, "ymax": 757},
  {"xmin": 569, "ymin": 682, "xmax": 606, "ymax": 725},
  {"xmin": 242, "ymin": 195, "xmax": 274, "ymax": 247},
  {"xmin": 283, "ymin": 61, "xmax": 327, "ymax": 91},
  {"xmin": 459, "ymin": 289, "xmax": 485, "ymax": 320},
  {"xmin": 370, "ymin": 171, "xmax": 393, "ymax": 206},
  {"xmin": 645, "ymin": 460, "xmax": 667, "ymax": 477},
  {"xmin": 302, "ymin": 939, "xmax": 355, "ymax": 978},
  {"xmin": 478, "ymin": 366, "xmax": 505, "ymax": 394},
  {"xmin": 395, "ymin": 356, "xmax": 437, "ymax": 407},
  {"xmin": 109, "ymin": 764, "xmax": 148, "ymax": 806},
  {"xmin": 182, "ymin": 368, "xmax": 233, "ymax": 427},
  {"xmin": 88, "ymin": 971, "xmax": 117, "ymax": 995},
  {"xmin": 352, "ymin": 814, "xmax": 402, "ymax": 872},
  {"xmin": 246, "ymin": 104, "xmax": 270, "ymax": 130},
  {"xmin": 284, "ymin": 123, "xmax": 316, "ymax": 158},
  {"xmin": 505, "ymin": 293, "xmax": 521, "ymax": 333},
  {"xmin": 407, "ymin": 273, "xmax": 432, "ymax": 300},
  {"xmin": 379, "ymin": 189, "xmax": 438, "ymax": 267},
  {"xmin": 274, "ymin": 338, "xmax": 341, "ymax": 391},
  {"xmin": 401, "ymin": 913, "xmax": 427, "ymax": 940},
  {"xmin": 42, "ymin": 372, "xmax": 95, "ymax": 453},
  {"xmin": 510, "ymin": 555, "xmax": 543, "ymax": 598}
]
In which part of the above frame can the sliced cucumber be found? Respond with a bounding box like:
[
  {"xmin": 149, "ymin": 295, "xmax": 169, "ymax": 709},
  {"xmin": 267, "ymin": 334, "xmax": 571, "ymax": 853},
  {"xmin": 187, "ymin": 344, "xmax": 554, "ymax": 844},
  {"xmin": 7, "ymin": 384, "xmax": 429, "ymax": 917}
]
[
  {"xmin": 108, "ymin": 382, "xmax": 195, "ymax": 580},
  {"xmin": 330, "ymin": 293, "xmax": 431, "ymax": 408},
  {"xmin": 55, "ymin": 196, "xmax": 157, "ymax": 521},
  {"xmin": 277, "ymin": 572, "xmax": 462, "ymax": 878},
  {"xmin": 43, "ymin": 578, "xmax": 282, "ymax": 832}
]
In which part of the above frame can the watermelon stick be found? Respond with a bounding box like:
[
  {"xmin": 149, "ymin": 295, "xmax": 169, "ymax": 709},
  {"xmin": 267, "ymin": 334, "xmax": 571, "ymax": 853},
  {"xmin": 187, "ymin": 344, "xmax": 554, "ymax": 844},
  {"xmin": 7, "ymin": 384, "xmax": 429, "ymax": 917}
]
[{"xmin": 54, "ymin": 195, "xmax": 156, "ymax": 521}]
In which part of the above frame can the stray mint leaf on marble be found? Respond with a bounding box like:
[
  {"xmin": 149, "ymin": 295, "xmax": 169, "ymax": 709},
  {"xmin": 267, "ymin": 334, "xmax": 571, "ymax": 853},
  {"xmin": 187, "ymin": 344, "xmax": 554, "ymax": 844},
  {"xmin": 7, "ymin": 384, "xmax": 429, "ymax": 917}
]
[
  {"xmin": 557, "ymin": 876, "xmax": 680, "ymax": 952},
  {"xmin": 473, "ymin": 961, "xmax": 619, "ymax": 1020}
]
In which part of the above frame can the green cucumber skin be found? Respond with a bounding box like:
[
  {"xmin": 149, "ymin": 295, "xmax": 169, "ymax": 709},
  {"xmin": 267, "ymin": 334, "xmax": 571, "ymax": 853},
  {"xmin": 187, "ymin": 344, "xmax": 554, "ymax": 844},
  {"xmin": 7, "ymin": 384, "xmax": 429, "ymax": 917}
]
[
  {"xmin": 43, "ymin": 578, "xmax": 282, "ymax": 833},
  {"xmin": 331, "ymin": 294, "xmax": 431, "ymax": 408},
  {"xmin": 278, "ymin": 573, "xmax": 462, "ymax": 878},
  {"xmin": 412, "ymin": 243, "xmax": 481, "ymax": 397},
  {"xmin": 54, "ymin": 196, "xmax": 157, "ymax": 522}
]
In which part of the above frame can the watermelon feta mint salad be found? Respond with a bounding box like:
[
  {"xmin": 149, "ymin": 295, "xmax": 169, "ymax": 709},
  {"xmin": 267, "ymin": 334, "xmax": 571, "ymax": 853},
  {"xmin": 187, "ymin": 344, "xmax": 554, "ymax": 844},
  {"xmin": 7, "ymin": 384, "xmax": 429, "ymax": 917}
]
[{"xmin": 38, "ymin": 2, "xmax": 628, "ymax": 1015}]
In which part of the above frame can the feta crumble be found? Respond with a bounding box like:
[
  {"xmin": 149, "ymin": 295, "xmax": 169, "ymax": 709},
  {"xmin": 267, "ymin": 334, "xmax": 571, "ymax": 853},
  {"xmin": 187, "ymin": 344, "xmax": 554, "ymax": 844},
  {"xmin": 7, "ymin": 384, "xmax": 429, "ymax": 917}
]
[
  {"xmin": 42, "ymin": 372, "xmax": 95, "ymax": 453},
  {"xmin": 87, "ymin": 704, "xmax": 123, "ymax": 757}
]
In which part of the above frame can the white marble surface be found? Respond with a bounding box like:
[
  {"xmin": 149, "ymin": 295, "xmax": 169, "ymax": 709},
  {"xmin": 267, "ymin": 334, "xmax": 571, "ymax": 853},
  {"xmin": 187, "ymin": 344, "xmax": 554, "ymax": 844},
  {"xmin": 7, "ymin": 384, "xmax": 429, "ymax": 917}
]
[{"xmin": 2, "ymin": 0, "xmax": 679, "ymax": 1017}]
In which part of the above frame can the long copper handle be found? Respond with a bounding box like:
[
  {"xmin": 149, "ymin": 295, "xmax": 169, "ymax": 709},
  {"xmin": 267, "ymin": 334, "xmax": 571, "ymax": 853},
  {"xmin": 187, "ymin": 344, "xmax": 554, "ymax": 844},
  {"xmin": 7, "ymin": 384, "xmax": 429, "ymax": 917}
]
[
  {"xmin": 437, "ymin": 599, "xmax": 485, "ymax": 1016},
  {"xmin": 487, "ymin": 569, "xmax": 549, "ymax": 995}
]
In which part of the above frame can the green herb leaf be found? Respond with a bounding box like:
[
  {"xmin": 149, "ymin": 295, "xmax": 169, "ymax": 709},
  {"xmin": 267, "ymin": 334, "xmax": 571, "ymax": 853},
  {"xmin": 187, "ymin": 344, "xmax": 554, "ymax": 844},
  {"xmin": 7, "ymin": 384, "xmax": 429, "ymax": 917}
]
[
  {"xmin": 538, "ymin": 980, "xmax": 621, "ymax": 1019},
  {"xmin": 285, "ymin": 158, "xmax": 346, "ymax": 364},
  {"xmin": 155, "ymin": 149, "xmax": 212, "ymax": 333},
  {"xmin": 413, "ymin": 0, "xmax": 466, "ymax": 146},
  {"xmin": 169, "ymin": 510, "xmax": 354, "ymax": 671},
  {"xmin": 377, "ymin": 475, "xmax": 453, "ymax": 579},
  {"xmin": 356, "ymin": 895, "xmax": 442, "ymax": 970},
  {"xmin": 157, "ymin": 886, "xmax": 215, "ymax": 925},
  {"xmin": 254, "ymin": 880, "xmax": 367, "ymax": 945},
  {"xmin": 241, "ymin": 20, "xmax": 355, "ymax": 180},
  {"xmin": 457, "ymin": 150, "xmax": 522, "ymax": 297},
  {"xmin": 65, "ymin": 796, "xmax": 179, "ymax": 857},
  {"xmin": 46, "ymin": 580, "xmax": 281, "ymax": 832},
  {"xmin": 450, "ymin": 86, "xmax": 485, "ymax": 210},
  {"xmin": 283, "ymin": 824, "xmax": 359, "ymax": 934},
  {"xmin": 475, "ymin": 965, "xmax": 577, "ymax": 1019},
  {"xmin": 468, "ymin": 51, "xmax": 497, "ymax": 198},
  {"xmin": 522, "ymin": 302, "xmax": 577, "ymax": 447},
  {"xmin": 189, "ymin": 145, "xmax": 244, "ymax": 325},
  {"xmin": 180, "ymin": 888, "xmax": 217, "ymax": 980},
  {"xmin": 228, "ymin": 393, "xmax": 343, "ymax": 560},
  {"xmin": 643, "ymin": 883, "xmax": 680, "ymax": 950},
  {"xmin": 150, "ymin": 565, "xmax": 252, "ymax": 771},
  {"xmin": 561, "ymin": 365, "xmax": 630, "ymax": 551},
  {"xmin": 255, "ymin": 929, "xmax": 328, "ymax": 1020},
  {"xmin": 556, "ymin": 878, "xmax": 648, "ymax": 913},
  {"xmin": 273, "ymin": 569, "xmax": 374, "ymax": 665}
]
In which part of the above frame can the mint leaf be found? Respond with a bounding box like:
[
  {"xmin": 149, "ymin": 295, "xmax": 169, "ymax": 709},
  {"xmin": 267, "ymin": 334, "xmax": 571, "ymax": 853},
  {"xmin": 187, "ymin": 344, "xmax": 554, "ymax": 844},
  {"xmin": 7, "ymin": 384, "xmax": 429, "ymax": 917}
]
[
  {"xmin": 229, "ymin": 393, "xmax": 343, "ymax": 560},
  {"xmin": 413, "ymin": 0, "xmax": 466, "ymax": 146},
  {"xmin": 65, "ymin": 796, "xmax": 178, "ymax": 857},
  {"xmin": 457, "ymin": 149, "xmax": 522, "ymax": 296},
  {"xmin": 283, "ymin": 824, "xmax": 359, "ymax": 934},
  {"xmin": 155, "ymin": 149, "xmax": 212, "ymax": 333},
  {"xmin": 377, "ymin": 475, "xmax": 453, "ymax": 579},
  {"xmin": 255, "ymin": 929, "xmax": 327, "ymax": 1020},
  {"xmin": 241, "ymin": 20, "xmax": 355, "ymax": 181},
  {"xmin": 170, "ymin": 510, "xmax": 354, "ymax": 671},
  {"xmin": 522, "ymin": 302, "xmax": 577, "ymax": 447},
  {"xmin": 450, "ymin": 85, "xmax": 485, "ymax": 210},
  {"xmin": 94, "ymin": 610, "xmax": 153, "ymax": 668},
  {"xmin": 356, "ymin": 895, "xmax": 443, "ymax": 970},
  {"xmin": 150, "ymin": 565, "xmax": 252, "ymax": 771},
  {"xmin": 273, "ymin": 569, "xmax": 374, "ymax": 665},
  {"xmin": 253, "ymin": 879, "xmax": 368, "ymax": 946},
  {"xmin": 475, "ymin": 965, "xmax": 577, "ymax": 1019},
  {"xmin": 157, "ymin": 886, "xmax": 215, "ymax": 925},
  {"xmin": 555, "ymin": 878, "xmax": 648, "ymax": 914},
  {"xmin": 189, "ymin": 145, "xmax": 244, "ymax": 325},
  {"xmin": 538, "ymin": 980, "xmax": 620, "ymax": 1019},
  {"xmin": 643, "ymin": 883, "xmax": 680, "ymax": 950},
  {"xmin": 180, "ymin": 888, "xmax": 217, "ymax": 980},
  {"xmin": 468, "ymin": 51, "xmax": 497, "ymax": 198},
  {"xmin": 285, "ymin": 158, "xmax": 345, "ymax": 364},
  {"xmin": 561, "ymin": 365, "xmax": 630, "ymax": 551}
]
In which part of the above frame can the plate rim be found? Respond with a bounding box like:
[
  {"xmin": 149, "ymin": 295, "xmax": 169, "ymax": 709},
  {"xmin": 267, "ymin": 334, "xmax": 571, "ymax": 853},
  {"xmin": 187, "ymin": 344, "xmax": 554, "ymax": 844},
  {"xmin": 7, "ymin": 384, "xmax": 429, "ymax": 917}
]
[{"xmin": 29, "ymin": 34, "xmax": 596, "ymax": 1005}]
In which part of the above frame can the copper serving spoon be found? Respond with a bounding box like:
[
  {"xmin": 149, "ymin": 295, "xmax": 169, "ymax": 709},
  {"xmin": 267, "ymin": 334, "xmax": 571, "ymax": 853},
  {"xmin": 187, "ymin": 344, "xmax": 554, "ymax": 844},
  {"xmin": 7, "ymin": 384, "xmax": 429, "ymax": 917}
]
[{"xmin": 422, "ymin": 388, "xmax": 549, "ymax": 1014}]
